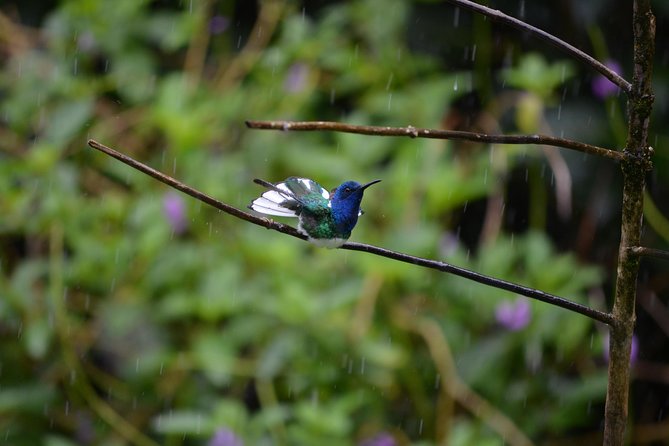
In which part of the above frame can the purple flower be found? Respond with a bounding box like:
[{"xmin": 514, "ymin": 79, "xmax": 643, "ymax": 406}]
[
  {"xmin": 77, "ymin": 31, "xmax": 97, "ymax": 53},
  {"xmin": 208, "ymin": 428, "xmax": 243, "ymax": 446},
  {"xmin": 359, "ymin": 432, "xmax": 396, "ymax": 446},
  {"xmin": 592, "ymin": 60, "xmax": 622, "ymax": 99},
  {"xmin": 495, "ymin": 297, "xmax": 531, "ymax": 331},
  {"xmin": 284, "ymin": 63, "xmax": 309, "ymax": 93},
  {"xmin": 439, "ymin": 232, "xmax": 460, "ymax": 257},
  {"xmin": 163, "ymin": 192, "xmax": 188, "ymax": 234},
  {"xmin": 604, "ymin": 334, "xmax": 639, "ymax": 364},
  {"xmin": 210, "ymin": 16, "xmax": 230, "ymax": 35}
]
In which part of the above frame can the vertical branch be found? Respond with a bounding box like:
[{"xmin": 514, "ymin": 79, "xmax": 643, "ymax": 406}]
[{"xmin": 604, "ymin": 0, "xmax": 655, "ymax": 444}]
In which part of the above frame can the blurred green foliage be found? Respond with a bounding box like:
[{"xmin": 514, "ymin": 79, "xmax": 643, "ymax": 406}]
[{"xmin": 2, "ymin": 0, "xmax": 665, "ymax": 445}]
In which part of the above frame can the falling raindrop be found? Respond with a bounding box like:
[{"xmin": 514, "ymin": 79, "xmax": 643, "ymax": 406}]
[
  {"xmin": 159, "ymin": 362, "xmax": 164, "ymax": 375},
  {"xmin": 330, "ymin": 88, "xmax": 336, "ymax": 104},
  {"xmin": 360, "ymin": 356, "xmax": 366, "ymax": 374},
  {"xmin": 518, "ymin": 0, "xmax": 526, "ymax": 18},
  {"xmin": 237, "ymin": 35, "xmax": 242, "ymax": 49},
  {"xmin": 73, "ymin": 57, "xmax": 78, "ymax": 75},
  {"xmin": 561, "ymin": 64, "xmax": 567, "ymax": 82},
  {"xmin": 386, "ymin": 73, "xmax": 394, "ymax": 91},
  {"xmin": 301, "ymin": 7, "xmax": 306, "ymax": 21},
  {"xmin": 557, "ymin": 104, "xmax": 562, "ymax": 120},
  {"xmin": 453, "ymin": 76, "xmax": 459, "ymax": 91},
  {"xmin": 471, "ymin": 44, "xmax": 477, "ymax": 62},
  {"xmin": 173, "ymin": 157, "xmax": 177, "ymax": 174},
  {"xmin": 434, "ymin": 373, "xmax": 440, "ymax": 389},
  {"xmin": 453, "ymin": 7, "xmax": 460, "ymax": 27},
  {"xmin": 387, "ymin": 93, "xmax": 393, "ymax": 110},
  {"xmin": 418, "ymin": 418, "xmax": 424, "ymax": 435}
]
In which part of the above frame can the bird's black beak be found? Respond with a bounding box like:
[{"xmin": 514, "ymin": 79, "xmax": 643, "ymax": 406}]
[{"xmin": 360, "ymin": 179, "xmax": 382, "ymax": 190}]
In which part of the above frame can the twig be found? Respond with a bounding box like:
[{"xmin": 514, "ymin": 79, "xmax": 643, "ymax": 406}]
[
  {"xmin": 443, "ymin": 0, "xmax": 632, "ymax": 93},
  {"xmin": 630, "ymin": 246, "xmax": 669, "ymax": 262},
  {"xmin": 87, "ymin": 139, "xmax": 306, "ymax": 240},
  {"xmin": 245, "ymin": 120, "xmax": 626, "ymax": 162},
  {"xmin": 342, "ymin": 241, "xmax": 612, "ymax": 324},
  {"xmin": 87, "ymin": 139, "xmax": 614, "ymax": 326}
]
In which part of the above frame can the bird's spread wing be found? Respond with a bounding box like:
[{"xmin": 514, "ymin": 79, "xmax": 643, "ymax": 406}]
[{"xmin": 249, "ymin": 177, "xmax": 329, "ymax": 217}]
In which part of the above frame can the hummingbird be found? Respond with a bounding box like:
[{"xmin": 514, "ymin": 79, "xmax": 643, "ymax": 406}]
[{"xmin": 249, "ymin": 177, "xmax": 381, "ymax": 248}]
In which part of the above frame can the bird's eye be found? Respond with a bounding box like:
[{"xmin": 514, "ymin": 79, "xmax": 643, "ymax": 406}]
[{"xmin": 344, "ymin": 187, "xmax": 351, "ymax": 193}]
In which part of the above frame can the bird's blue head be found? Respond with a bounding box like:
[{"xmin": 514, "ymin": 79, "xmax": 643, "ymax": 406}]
[{"xmin": 330, "ymin": 179, "xmax": 381, "ymax": 235}]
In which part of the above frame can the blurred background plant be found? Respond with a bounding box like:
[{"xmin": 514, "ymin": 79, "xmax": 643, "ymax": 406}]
[{"xmin": 1, "ymin": 0, "xmax": 668, "ymax": 445}]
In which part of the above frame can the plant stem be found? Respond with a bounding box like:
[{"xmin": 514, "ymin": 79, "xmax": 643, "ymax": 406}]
[
  {"xmin": 245, "ymin": 120, "xmax": 625, "ymax": 161},
  {"xmin": 603, "ymin": 0, "xmax": 655, "ymax": 444}
]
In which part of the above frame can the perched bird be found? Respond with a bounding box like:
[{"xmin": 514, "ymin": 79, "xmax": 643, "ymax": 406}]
[{"xmin": 249, "ymin": 177, "xmax": 381, "ymax": 248}]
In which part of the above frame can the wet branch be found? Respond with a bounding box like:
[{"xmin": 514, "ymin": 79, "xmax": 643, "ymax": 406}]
[
  {"xmin": 630, "ymin": 246, "xmax": 669, "ymax": 262},
  {"xmin": 603, "ymin": 0, "xmax": 656, "ymax": 444},
  {"xmin": 443, "ymin": 0, "xmax": 632, "ymax": 93},
  {"xmin": 88, "ymin": 139, "xmax": 613, "ymax": 326},
  {"xmin": 245, "ymin": 120, "xmax": 625, "ymax": 162}
]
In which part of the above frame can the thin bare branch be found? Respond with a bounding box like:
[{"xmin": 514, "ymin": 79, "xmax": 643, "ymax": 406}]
[
  {"xmin": 443, "ymin": 0, "xmax": 632, "ymax": 93},
  {"xmin": 87, "ymin": 139, "xmax": 614, "ymax": 326},
  {"xmin": 87, "ymin": 139, "xmax": 306, "ymax": 240},
  {"xmin": 630, "ymin": 246, "xmax": 669, "ymax": 261},
  {"xmin": 245, "ymin": 120, "xmax": 626, "ymax": 162}
]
